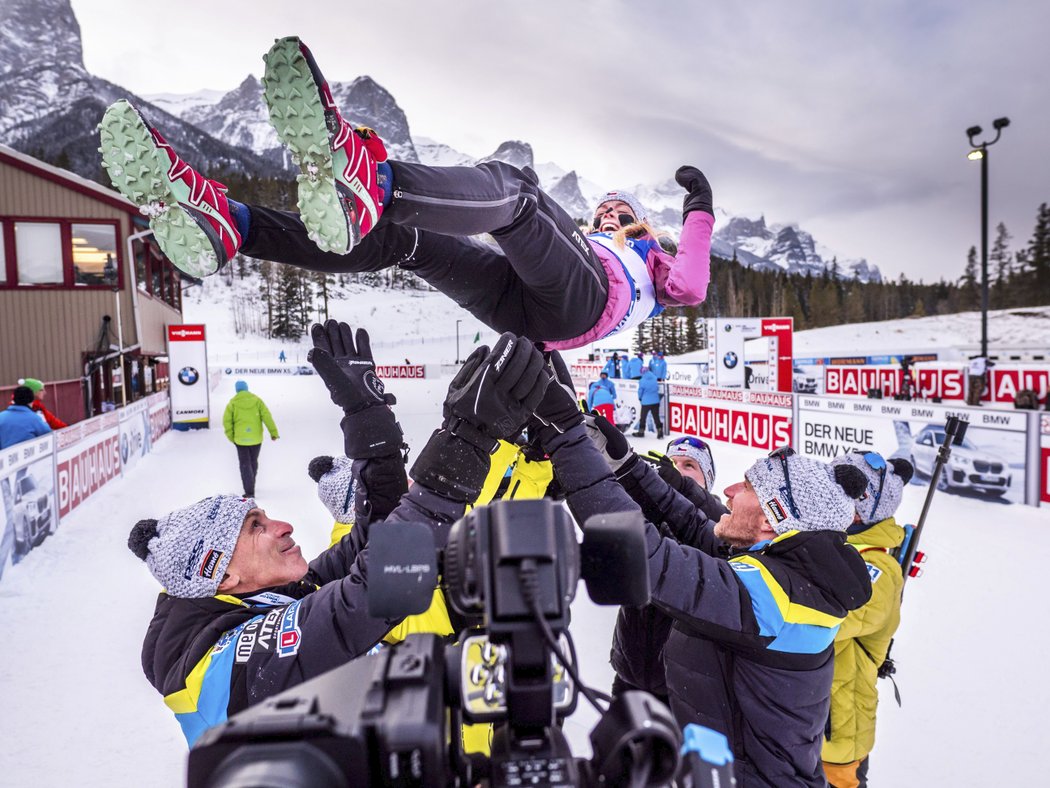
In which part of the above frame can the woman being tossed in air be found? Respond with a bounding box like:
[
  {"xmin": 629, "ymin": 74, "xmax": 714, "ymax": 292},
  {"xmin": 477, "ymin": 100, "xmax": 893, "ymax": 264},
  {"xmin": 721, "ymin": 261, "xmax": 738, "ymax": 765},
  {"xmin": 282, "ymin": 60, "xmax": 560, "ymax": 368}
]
[{"xmin": 99, "ymin": 36, "xmax": 714, "ymax": 349}]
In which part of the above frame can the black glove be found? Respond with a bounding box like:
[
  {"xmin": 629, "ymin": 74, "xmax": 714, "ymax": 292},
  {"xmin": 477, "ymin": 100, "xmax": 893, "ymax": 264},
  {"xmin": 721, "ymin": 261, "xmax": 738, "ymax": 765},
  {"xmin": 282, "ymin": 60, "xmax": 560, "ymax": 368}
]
[
  {"xmin": 444, "ymin": 333, "xmax": 549, "ymax": 450},
  {"xmin": 675, "ymin": 166, "xmax": 713, "ymax": 218},
  {"xmin": 410, "ymin": 429, "xmax": 490, "ymax": 504},
  {"xmin": 531, "ymin": 350, "xmax": 584, "ymax": 440},
  {"xmin": 308, "ymin": 320, "xmax": 393, "ymax": 412},
  {"xmin": 582, "ymin": 412, "xmax": 637, "ymax": 474},
  {"xmin": 308, "ymin": 320, "xmax": 403, "ymax": 458}
]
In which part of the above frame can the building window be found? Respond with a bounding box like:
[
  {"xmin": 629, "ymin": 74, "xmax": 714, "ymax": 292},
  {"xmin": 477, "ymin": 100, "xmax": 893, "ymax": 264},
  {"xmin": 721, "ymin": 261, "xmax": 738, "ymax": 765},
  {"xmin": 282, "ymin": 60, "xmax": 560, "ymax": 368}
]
[
  {"xmin": 15, "ymin": 222, "xmax": 63, "ymax": 284},
  {"xmin": 1, "ymin": 218, "xmax": 122, "ymax": 289},
  {"xmin": 72, "ymin": 223, "xmax": 119, "ymax": 286}
]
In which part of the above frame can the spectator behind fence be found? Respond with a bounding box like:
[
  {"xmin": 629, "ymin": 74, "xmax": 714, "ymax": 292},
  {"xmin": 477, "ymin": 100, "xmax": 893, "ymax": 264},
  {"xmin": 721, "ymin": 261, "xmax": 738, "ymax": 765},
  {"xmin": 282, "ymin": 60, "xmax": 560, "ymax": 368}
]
[
  {"xmin": 15, "ymin": 378, "xmax": 67, "ymax": 430},
  {"xmin": 587, "ymin": 371, "xmax": 618, "ymax": 422},
  {"xmin": 0, "ymin": 386, "xmax": 51, "ymax": 449}
]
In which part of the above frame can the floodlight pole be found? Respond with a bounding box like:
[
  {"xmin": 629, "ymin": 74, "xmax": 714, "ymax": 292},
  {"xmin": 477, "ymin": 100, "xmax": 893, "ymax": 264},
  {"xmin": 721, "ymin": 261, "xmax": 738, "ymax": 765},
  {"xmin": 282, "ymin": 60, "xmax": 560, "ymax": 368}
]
[{"xmin": 966, "ymin": 118, "xmax": 1010, "ymax": 360}]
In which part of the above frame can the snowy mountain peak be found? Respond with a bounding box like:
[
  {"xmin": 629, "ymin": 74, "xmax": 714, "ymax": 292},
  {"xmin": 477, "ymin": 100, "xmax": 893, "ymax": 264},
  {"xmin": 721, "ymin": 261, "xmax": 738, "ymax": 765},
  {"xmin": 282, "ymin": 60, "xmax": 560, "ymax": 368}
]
[
  {"xmin": 0, "ymin": 0, "xmax": 84, "ymax": 77},
  {"xmin": 478, "ymin": 140, "xmax": 534, "ymax": 171},
  {"xmin": 547, "ymin": 170, "xmax": 591, "ymax": 221},
  {"xmin": 710, "ymin": 214, "xmax": 882, "ymax": 283}
]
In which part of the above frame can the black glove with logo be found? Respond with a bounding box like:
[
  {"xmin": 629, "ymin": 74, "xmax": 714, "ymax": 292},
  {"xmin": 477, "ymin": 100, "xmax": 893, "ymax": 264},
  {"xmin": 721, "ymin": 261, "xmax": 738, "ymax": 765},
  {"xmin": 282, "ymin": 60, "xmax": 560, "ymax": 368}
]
[
  {"xmin": 307, "ymin": 320, "xmax": 403, "ymax": 458},
  {"xmin": 443, "ymin": 332, "xmax": 549, "ymax": 451},
  {"xmin": 675, "ymin": 165, "xmax": 713, "ymax": 219},
  {"xmin": 530, "ymin": 350, "xmax": 584, "ymax": 447},
  {"xmin": 583, "ymin": 412, "xmax": 638, "ymax": 474},
  {"xmin": 410, "ymin": 333, "xmax": 549, "ymax": 503}
]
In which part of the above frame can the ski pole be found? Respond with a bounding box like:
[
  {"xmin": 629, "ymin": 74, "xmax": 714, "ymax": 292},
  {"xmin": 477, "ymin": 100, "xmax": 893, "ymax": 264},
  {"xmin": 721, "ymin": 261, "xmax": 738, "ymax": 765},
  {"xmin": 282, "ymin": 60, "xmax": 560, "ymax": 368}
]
[
  {"xmin": 879, "ymin": 415, "xmax": 968, "ymax": 700},
  {"xmin": 899, "ymin": 414, "xmax": 968, "ymax": 591}
]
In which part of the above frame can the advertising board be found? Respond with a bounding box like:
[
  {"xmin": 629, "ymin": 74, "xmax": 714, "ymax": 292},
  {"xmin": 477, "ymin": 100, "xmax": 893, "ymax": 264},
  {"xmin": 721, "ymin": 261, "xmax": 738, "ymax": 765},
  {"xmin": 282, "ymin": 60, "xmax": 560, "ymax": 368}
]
[
  {"xmin": 168, "ymin": 324, "xmax": 210, "ymax": 427},
  {"xmin": 56, "ymin": 411, "xmax": 122, "ymax": 518},
  {"xmin": 797, "ymin": 396, "xmax": 1028, "ymax": 505},
  {"xmin": 668, "ymin": 385, "xmax": 793, "ymax": 451},
  {"xmin": 0, "ymin": 435, "xmax": 56, "ymax": 574}
]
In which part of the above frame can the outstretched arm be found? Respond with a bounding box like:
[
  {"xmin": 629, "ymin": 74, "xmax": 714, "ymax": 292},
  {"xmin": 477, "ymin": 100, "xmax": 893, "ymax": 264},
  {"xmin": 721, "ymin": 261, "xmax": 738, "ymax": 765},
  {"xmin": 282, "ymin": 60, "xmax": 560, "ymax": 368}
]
[{"xmin": 653, "ymin": 166, "xmax": 714, "ymax": 307}]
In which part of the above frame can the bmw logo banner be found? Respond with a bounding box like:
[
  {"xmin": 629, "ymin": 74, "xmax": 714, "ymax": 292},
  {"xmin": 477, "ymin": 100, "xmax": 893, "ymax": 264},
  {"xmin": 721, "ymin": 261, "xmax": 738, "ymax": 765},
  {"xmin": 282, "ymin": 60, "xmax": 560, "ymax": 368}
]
[{"xmin": 167, "ymin": 325, "xmax": 211, "ymax": 428}]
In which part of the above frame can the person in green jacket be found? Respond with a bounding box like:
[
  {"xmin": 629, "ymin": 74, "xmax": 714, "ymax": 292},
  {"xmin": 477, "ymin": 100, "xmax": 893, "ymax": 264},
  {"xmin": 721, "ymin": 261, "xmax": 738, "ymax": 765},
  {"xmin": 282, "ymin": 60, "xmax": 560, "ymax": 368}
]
[
  {"xmin": 822, "ymin": 451, "xmax": 914, "ymax": 788},
  {"xmin": 222, "ymin": 381, "xmax": 279, "ymax": 496}
]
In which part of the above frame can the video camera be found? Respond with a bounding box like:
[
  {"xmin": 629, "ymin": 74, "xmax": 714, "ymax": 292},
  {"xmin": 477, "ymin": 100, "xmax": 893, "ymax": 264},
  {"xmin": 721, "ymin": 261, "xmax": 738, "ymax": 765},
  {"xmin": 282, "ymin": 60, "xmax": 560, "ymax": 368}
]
[{"xmin": 188, "ymin": 499, "xmax": 707, "ymax": 787}]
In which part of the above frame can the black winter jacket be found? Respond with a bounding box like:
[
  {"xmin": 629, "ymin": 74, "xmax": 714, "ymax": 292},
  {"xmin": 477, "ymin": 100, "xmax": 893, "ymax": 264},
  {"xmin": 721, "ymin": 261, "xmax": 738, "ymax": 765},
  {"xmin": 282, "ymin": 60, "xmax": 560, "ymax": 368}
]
[
  {"xmin": 610, "ymin": 458, "xmax": 729, "ymax": 697},
  {"xmin": 540, "ymin": 426, "xmax": 872, "ymax": 787},
  {"xmin": 140, "ymin": 455, "xmax": 463, "ymax": 746}
]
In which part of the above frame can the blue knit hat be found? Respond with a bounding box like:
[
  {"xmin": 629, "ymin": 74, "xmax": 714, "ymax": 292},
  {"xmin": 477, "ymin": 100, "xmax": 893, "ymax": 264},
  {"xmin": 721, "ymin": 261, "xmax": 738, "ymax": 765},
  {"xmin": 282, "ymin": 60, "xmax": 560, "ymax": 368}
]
[{"xmin": 235, "ymin": 380, "xmax": 248, "ymax": 392}]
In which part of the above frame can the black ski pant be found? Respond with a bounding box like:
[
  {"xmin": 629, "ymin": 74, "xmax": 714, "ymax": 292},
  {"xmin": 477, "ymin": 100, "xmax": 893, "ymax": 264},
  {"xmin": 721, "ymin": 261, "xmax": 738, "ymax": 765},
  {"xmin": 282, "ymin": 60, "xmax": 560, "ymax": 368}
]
[
  {"xmin": 239, "ymin": 161, "xmax": 608, "ymax": 343},
  {"xmin": 236, "ymin": 443, "xmax": 262, "ymax": 497},
  {"xmin": 635, "ymin": 404, "xmax": 663, "ymax": 437}
]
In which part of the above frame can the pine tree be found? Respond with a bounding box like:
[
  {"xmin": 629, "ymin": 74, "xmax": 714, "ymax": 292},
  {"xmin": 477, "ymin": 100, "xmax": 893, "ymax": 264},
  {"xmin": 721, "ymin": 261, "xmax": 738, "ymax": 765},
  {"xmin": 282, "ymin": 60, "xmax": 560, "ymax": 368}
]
[
  {"xmin": 1026, "ymin": 203, "xmax": 1050, "ymax": 304},
  {"xmin": 990, "ymin": 222, "xmax": 1012, "ymax": 307},
  {"xmin": 960, "ymin": 246, "xmax": 980, "ymax": 310}
]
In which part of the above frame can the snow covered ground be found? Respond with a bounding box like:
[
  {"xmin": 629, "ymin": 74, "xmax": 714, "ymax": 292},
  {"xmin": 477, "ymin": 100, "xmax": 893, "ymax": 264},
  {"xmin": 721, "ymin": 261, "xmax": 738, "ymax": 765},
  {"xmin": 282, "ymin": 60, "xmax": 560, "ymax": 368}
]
[{"xmin": 2, "ymin": 289, "xmax": 1049, "ymax": 787}]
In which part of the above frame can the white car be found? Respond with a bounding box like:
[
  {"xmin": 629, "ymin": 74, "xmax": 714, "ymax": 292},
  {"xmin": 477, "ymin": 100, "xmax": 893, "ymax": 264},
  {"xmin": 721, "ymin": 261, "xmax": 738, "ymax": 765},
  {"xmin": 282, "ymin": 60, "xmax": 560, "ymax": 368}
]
[
  {"xmin": 792, "ymin": 365, "xmax": 818, "ymax": 394},
  {"xmin": 909, "ymin": 425, "xmax": 1011, "ymax": 497}
]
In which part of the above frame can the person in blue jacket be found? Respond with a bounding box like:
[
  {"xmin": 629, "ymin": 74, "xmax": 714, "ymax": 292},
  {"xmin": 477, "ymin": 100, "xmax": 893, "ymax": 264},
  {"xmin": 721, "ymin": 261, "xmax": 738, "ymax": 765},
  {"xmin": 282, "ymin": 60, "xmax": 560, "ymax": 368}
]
[
  {"xmin": 626, "ymin": 351, "xmax": 645, "ymax": 380},
  {"xmin": 633, "ymin": 368, "xmax": 664, "ymax": 438},
  {"xmin": 602, "ymin": 353, "xmax": 622, "ymax": 379},
  {"xmin": 0, "ymin": 386, "xmax": 51, "ymax": 449},
  {"xmin": 648, "ymin": 350, "xmax": 668, "ymax": 381},
  {"xmin": 587, "ymin": 372, "xmax": 618, "ymax": 421}
]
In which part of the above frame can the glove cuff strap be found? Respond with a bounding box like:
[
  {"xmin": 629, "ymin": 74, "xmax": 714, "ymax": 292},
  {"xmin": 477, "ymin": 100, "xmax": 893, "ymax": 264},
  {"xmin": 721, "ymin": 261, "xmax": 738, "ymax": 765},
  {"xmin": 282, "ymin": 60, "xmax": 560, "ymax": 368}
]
[{"xmin": 447, "ymin": 417, "xmax": 500, "ymax": 454}]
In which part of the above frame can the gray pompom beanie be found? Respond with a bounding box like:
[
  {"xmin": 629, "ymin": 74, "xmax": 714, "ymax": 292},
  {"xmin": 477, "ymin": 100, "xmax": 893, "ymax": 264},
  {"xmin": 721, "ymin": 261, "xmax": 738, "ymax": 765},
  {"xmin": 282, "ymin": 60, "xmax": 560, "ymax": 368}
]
[
  {"xmin": 593, "ymin": 190, "xmax": 649, "ymax": 224},
  {"xmin": 128, "ymin": 495, "xmax": 255, "ymax": 598},
  {"xmin": 744, "ymin": 453, "xmax": 866, "ymax": 535},
  {"xmin": 831, "ymin": 452, "xmax": 913, "ymax": 525},
  {"xmin": 308, "ymin": 456, "xmax": 356, "ymax": 525}
]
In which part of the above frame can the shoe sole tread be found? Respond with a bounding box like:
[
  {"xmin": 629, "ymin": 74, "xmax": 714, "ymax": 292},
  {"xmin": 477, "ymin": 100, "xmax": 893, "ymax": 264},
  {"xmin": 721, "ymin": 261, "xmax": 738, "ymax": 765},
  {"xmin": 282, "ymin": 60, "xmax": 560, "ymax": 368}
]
[
  {"xmin": 97, "ymin": 101, "xmax": 219, "ymax": 277},
  {"xmin": 262, "ymin": 37, "xmax": 352, "ymax": 254}
]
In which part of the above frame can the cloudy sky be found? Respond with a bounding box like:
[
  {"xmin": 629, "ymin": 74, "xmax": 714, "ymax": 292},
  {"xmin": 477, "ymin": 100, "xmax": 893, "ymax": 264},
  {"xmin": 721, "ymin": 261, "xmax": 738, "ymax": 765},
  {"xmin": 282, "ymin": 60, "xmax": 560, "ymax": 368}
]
[{"xmin": 71, "ymin": 0, "xmax": 1048, "ymax": 283}]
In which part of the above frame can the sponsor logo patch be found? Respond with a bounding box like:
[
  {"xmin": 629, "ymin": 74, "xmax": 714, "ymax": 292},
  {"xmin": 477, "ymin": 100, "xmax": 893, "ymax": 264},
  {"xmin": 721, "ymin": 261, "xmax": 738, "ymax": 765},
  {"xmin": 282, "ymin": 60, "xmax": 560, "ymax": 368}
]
[
  {"xmin": 867, "ymin": 563, "xmax": 883, "ymax": 584},
  {"xmin": 277, "ymin": 600, "xmax": 303, "ymax": 658},
  {"xmin": 183, "ymin": 538, "xmax": 205, "ymax": 580},
  {"xmin": 199, "ymin": 549, "xmax": 223, "ymax": 579},
  {"xmin": 764, "ymin": 497, "xmax": 788, "ymax": 523}
]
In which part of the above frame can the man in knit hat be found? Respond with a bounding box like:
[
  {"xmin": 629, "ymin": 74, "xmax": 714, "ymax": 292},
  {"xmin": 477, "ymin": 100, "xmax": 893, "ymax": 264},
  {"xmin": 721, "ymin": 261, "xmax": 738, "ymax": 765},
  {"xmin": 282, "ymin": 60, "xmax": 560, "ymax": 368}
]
[
  {"xmin": 822, "ymin": 452, "xmax": 914, "ymax": 788},
  {"xmin": 129, "ymin": 323, "xmax": 552, "ymax": 746},
  {"xmin": 566, "ymin": 398, "xmax": 875, "ymax": 784}
]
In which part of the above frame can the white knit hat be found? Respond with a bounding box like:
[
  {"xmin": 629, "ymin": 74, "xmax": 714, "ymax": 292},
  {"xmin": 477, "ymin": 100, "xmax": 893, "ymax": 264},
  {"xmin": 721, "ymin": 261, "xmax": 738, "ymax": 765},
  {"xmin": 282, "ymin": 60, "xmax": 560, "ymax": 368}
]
[
  {"xmin": 128, "ymin": 495, "xmax": 256, "ymax": 597},
  {"xmin": 308, "ymin": 455, "xmax": 356, "ymax": 525},
  {"xmin": 831, "ymin": 452, "xmax": 914, "ymax": 526},
  {"xmin": 593, "ymin": 190, "xmax": 649, "ymax": 225},
  {"xmin": 744, "ymin": 450, "xmax": 867, "ymax": 535}
]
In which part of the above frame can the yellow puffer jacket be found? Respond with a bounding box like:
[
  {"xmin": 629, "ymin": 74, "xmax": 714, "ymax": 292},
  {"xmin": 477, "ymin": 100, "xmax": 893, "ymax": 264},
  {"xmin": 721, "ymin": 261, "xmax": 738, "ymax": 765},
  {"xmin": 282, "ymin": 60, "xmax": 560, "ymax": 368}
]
[{"xmin": 823, "ymin": 517, "xmax": 905, "ymax": 765}]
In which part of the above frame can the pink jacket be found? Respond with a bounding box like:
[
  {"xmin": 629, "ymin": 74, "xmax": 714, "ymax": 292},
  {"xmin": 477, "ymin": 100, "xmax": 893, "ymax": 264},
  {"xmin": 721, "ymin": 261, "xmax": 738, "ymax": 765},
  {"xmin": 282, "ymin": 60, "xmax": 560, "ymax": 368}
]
[{"xmin": 545, "ymin": 211, "xmax": 714, "ymax": 351}]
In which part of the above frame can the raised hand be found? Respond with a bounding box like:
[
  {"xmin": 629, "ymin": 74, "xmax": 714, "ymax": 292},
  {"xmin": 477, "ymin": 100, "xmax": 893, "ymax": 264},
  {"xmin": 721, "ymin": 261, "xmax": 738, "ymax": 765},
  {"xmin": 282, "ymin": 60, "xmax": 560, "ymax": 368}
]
[
  {"xmin": 444, "ymin": 333, "xmax": 549, "ymax": 444},
  {"xmin": 675, "ymin": 165, "xmax": 713, "ymax": 218},
  {"xmin": 307, "ymin": 320, "xmax": 392, "ymax": 413}
]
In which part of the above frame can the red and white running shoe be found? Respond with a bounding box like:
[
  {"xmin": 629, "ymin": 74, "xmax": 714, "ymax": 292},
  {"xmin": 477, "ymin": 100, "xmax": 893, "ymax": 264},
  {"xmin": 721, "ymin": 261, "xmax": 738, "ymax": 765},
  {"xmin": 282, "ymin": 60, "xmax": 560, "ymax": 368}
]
[
  {"xmin": 97, "ymin": 100, "xmax": 241, "ymax": 277},
  {"xmin": 262, "ymin": 36, "xmax": 387, "ymax": 255}
]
